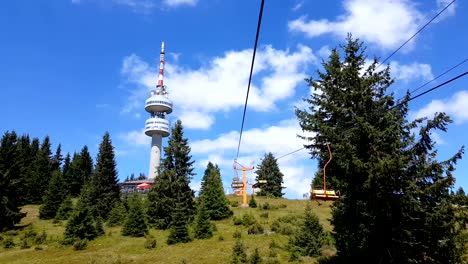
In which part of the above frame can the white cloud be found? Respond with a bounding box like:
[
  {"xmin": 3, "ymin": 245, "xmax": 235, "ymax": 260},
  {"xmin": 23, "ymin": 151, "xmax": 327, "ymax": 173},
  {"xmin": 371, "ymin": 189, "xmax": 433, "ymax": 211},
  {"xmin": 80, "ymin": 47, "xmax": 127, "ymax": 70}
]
[
  {"xmin": 163, "ymin": 0, "xmax": 197, "ymax": 7},
  {"xmin": 389, "ymin": 61, "xmax": 433, "ymax": 82},
  {"xmin": 292, "ymin": 0, "xmax": 304, "ymax": 11},
  {"xmin": 178, "ymin": 111, "xmax": 214, "ymax": 130},
  {"xmin": 288, "ymin": 0, "xmax": 425, "ymax": 50},
  {"xmin": 119, "ymin": 129, "xmax": 150, "ymax": 146},
  {"xmin": 190, "ymin": 119, "xmax": 315, "ymax": 198},
  {"xmin": 120, "ymin": 44, "xmax": 317, "ymax": 129},
  {"xmin": 435, "ymin": 0, "xmax": 456, "ymax": 21},
  {"xmin": 412, "ymin": 91, "xmax": 468, "ymax": 124},
  {"xmin": 318, "ymin": 45, "xmax": 331, "ymax": 59}
]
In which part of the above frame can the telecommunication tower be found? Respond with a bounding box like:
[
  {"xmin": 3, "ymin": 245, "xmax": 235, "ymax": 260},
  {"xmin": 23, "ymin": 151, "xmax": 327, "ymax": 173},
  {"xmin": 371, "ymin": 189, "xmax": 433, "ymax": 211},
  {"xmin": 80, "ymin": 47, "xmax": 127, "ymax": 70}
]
[{"xmin": 144, "ymin": 42, "xmax": 173, "ymax": 179}]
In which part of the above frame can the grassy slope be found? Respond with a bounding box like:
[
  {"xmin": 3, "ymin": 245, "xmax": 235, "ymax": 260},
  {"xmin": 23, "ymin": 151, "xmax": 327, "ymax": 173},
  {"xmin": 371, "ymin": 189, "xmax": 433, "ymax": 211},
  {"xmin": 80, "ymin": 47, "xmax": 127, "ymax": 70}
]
[{"xmin": 0, "ymin": 196, "xmax": 333, "ymax": 264}]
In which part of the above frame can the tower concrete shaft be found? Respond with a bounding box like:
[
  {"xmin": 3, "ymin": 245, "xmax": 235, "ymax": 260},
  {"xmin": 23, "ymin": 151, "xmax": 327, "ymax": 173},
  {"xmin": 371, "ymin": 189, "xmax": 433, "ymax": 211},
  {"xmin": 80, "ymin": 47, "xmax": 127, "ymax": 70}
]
[{"xmin": 149, "ymin": 135, "xmax": 162, "ymax": 179}]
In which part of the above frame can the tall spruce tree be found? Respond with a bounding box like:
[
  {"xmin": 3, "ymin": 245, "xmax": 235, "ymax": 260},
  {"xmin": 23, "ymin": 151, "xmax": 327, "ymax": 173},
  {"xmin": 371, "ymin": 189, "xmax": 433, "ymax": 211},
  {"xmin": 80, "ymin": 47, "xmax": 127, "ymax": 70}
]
[
  {"xmin": 89, "ymin": 132, "xmax": 120, "ymax": 219},
  {"xmin": 62, "ymin": 153, "xmax": 72, "ymax": 195},
  {"xmin": 255, "ymin": 152, "xmax": 284, "ymax": 197},
  {"xmin": 51, "ymin": 144, "xmax": 63, "ymax": 172},
  {"xmin": 29, "ymin": 136, "xmax": 53, "ymax": 204},
  {"xmin": 147, "ymin": 170, "xmax": 176, "ymax": 229},
  {"xmin": 148, "ymin": 120, "xmax": 196, "ymax": 228},
  {"xmin": 122, "ymin": 195, "xmax": 148, "ymax": 237},
  {"xmin": 296, "ymin": 35, "xmax": 467, "ymax": 263},
  {"xmin": 39, "ymin": 170, "xmax": 66, "ymax": 219},
  {"xmin": 199, "ymin": 162, "xmax": 232, "ymax": 220},
  {"xmin": 0, "ymin": 131, "xmax": 26, "ymax": 230},
  {"xmin": 63, "ymin": 193, "xmax": 99, "ymax": 244},
  {"xmin": 69, "ymin": 146, "xmax": 94, "ymax": 196},
  {"xmin": 15, "ymin": 134, "xmax": 32, "ymax": 205}
]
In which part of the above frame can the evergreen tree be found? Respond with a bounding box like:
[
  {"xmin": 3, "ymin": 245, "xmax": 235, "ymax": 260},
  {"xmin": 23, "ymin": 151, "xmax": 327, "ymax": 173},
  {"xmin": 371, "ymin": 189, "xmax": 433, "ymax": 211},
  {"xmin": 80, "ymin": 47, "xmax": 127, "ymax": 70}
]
[
  {"xmin": 122, "ymin": 195, "xmax": 148, "ymax": 237},
  {"xmin": 148, "ymin": 120, "xmax": 196, "ymax": 228},
  {"xmin": 193, "ymin": 202, "xmax": 213, "ymax": 239},
  {"xmin": 16, "ymin": 134, "xmax": 32, "ymax": 205},
  {"xmin": 62, "ymin": 153, "xmax": 72, "ymax": 194},
  {"xmin": 51, "ymin": 144, "xmax": 63, "ymax": 172},
  {"xmin": 249, "ymin": 248, "xmax": 262, "ymax": 264},
  {"xmin": 296, "ymin": 35, "xmax": 467, "ymax": 263},
  {"xmin": 147, "ymin": 170, "xmax": 176, "ymax": 229},
  {"xmin": 288, "ymin": 205, "xmax": 324, "ymax": 257},
  {"xmin": 248, "ymin": 194, "xmax": 257, "ymax": 208},
  {"xmin": 255, "ymin": 153, "xmax": 284, "ymax": 197},
  {"xmin": 107, "ymin": 201, "xmax": 127, "ymax": 227},
  {"xmin": 231, "ymin": 239, "xmax": 248, "ymax": 264},
  {"xmin": 0, "ymin": 131, "xmax": 26, "ymax": 230},
  {"xmin": 90, "ymin": 132, "xmax": 120, "ymax": 219},
  {"xmin": 63, "ymin": 192, "xmax": 99, "ymax": 244},
  {"xmin": 29, "ymin": 136, "xmax": 53, "ymax": 204},
  {"xmin": 39, "ymin": 170, "xmax": 66, "ymax": 219},
  {"xmin": 167, "ymin": 198, "xmax": 192, "ymax": 244},
  {"xmin": 56, "ymin": 196, "xmax": 74, "ymax": 220},
  {"xmin": 199, "ymin": 162, "xmax": 232, "ymax": 220}
]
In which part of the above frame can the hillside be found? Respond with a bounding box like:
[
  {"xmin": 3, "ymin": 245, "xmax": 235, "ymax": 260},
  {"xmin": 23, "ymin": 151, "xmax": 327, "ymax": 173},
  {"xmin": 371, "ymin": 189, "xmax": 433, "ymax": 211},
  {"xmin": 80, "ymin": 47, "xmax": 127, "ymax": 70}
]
[{"xmin": 0, "ymin": 196, "xmax": 333, "ymax": 264}]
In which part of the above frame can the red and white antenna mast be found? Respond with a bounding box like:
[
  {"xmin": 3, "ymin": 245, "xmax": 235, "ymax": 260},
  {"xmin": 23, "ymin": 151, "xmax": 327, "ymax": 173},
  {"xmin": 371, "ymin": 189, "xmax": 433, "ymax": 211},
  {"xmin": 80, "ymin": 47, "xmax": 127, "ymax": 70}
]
[{"xmin": 156, "ymin": 41, "xmax": 166, "ymax": 95}]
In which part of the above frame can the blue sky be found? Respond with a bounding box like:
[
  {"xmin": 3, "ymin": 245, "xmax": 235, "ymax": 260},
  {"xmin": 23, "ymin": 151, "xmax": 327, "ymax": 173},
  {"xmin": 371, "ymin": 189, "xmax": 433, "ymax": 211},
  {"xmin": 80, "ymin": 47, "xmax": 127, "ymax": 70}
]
[{"xmin": 1, "ymin": 0, "xmax": 467, "ymax": 199}]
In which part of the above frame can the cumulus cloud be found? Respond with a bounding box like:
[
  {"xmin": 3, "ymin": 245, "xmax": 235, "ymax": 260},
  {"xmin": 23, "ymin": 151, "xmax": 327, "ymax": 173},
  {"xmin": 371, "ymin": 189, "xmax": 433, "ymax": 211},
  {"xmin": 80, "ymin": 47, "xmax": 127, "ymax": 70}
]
[
  {"xmin": 412, "ymin": 90, "xmax": 468, "ymax": 124},
  {"xmin": 288, "ymin": 0, "xmax": 425, "ymax": 50},
  {"xmin": 435, "ymin": 0, "xmax": 456, "ymax": 21},
  {"xmin": 389, "ymin": 61, "xmax": 433, "ymax": 82},
  {"xmin": 178, "ymin": 111, "xmax": 214, "ymax": 130},
  {"xmin": 119, "ymin": 129, "xmax": 150, "ymax": 146},
  {"xmin": 120, "ymin": 44, "xmax": 317, "ymax": 129},
  {"xmin": 190, "ymin": 118, "xmax": 315, "ymax": 198}
]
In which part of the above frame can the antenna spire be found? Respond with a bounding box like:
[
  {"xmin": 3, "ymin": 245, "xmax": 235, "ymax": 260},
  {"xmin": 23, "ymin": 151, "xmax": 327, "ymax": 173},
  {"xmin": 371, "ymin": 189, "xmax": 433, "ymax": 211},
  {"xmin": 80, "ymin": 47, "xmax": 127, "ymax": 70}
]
[{"xmin": 157, "ymin": 41, "xmax": 165, "ymax": 90}]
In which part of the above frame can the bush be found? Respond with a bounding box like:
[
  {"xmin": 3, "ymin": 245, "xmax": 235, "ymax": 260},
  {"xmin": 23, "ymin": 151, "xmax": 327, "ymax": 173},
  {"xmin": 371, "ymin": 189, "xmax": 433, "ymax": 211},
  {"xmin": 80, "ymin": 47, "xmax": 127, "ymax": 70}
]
[
  {"xmin": 250, "ymin": 248, "xmax": 262, "ymax": 264},
  {"xmin": 249, "ymin": 195, "xmax": 257, "ymax": 208},
  {"xmin": 233, "ymin": 216, "xmax": 243, "ymax": 225},
  {"xmin": 271, "ymin": 215, "xmax": 302, "ymax": 235},
  {"xmin": 73, "ymin": 239, "xmax": 88, "ymax": 251},
  {"xmin": 230, "ymin": 201, "xmax": 239, "ymax": 207},
  {"xmin": 34, "ymin": 230, "xmax": 47, "ymax": 245},
  {"xmin": 242, "ymin": 214, "xmax": 256, "ymax": 226},
  {"xmin": 19, "ymin": 238, "xmax": 30, "ymax": 249},
  {"xmin": 260, "ymin": 212, "xmax": 269, "ymax": 218},
  {"xmin": 231, "ymin": 239, "xmax": 247, "ymax": 264},
  {"xmin": 288, "ymin": 205, "xmax": 325, "ymax": 257},
  {"xmin": 2, "ymin": 237, "xmax": 15, "ymax": 249},
  {"xmin": 247, "ymin": 222, "xmax": 264, "ymax": 235},
  {"xmin": 144, "ymin": 235, "xmax": 157, "ymax": 249},
  {"xmin": 218, "ymin": 235, "xmax": 225, "ymax": 241},
  {"xmin": 233, "ymin": 230, "xmax": 242, "ymax": 239}
]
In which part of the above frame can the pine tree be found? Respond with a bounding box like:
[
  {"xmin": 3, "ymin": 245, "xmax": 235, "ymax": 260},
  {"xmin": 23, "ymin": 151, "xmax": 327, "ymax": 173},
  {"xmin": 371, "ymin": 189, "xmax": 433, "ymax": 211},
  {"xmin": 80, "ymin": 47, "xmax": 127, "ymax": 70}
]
[
  {"xmin": 161, "ymin": 120, "xmax": 196, "ymax": 221},
  {"xmin": 193, "ymin": 202, "xmax": 213, "ymax": 239},
  {"xmin": 147, "ymin": 170, "xmax": 176, "ymax": 229},
  {"xmin": 63, "ymin": 193, "xmax": 99, "ymax": 244},
  {"xmin": 90, "ymin": 132, "xmax": 120, "ymax": 219},
  {"xmin": 122, "ymin": 195, "xmax": 148, "ymax": 237},
  {"xmin": 0, "ymin": 131, "xmax": 26, "ymax": 230},
  {"xmin": 16, "ymin": 134, "xmax": 32, "ymax": 205},
  {"xmin": 255, "ymin": 153, "xmax": 284, "ymax": 197},
  {"xmin": 231, "ymin": 239, "xmax": 248, "ymax": 264},
  {"xmin": 62, "ymin": 153, "xmax": 72, "ymax": 195},
  {"xmin": 69, "ymin": 146, "xmax": 94, "ymax": 197},
  {"xmin": 199, "ymin": 162, "xmax": 232, "ymax": 220},
  {"xmin": 288, "ymin": 205, "xmax": 324, "ymax": 257},
  {"xmin": 29, "ymin": 136, "xmax": 53, "ymax": 204},
  {"xmin": 148, "ymin": 120, "xmax": 196, "ymax": 228},
  {"xmin": 39, "ymin": 170, "xmax": 66, "ymax": 219},
  {"xmin": 296, "ymin": 35, "xmax": 467, "ymax": 263},
  {"xmin": 249, "ymin": 248, "xmax": 262, "ymax": 264},
  {"xmin": 107, "ymin": 201, "xmax": 127, "ymax": 227},
  {"xmin": 167, "ymin": 198, "xmax": 192, "ymax": 244},
  {"xmin": 56, "ymin": 196, "xmax": 74, "ymax": 220},
  {"xmin": 51, "ymin": 144, "xmax": 63, "ymax": 172}
]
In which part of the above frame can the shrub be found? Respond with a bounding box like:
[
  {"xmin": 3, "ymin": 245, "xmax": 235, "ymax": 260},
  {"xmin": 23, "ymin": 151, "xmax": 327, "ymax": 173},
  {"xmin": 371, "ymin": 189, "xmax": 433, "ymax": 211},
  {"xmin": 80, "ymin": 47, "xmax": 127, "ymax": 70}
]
[
  {"xmin": 242, "ymin": 214, "xmax": 256, "ymax": 226},
  {"xmin": 3, "ymin": 237, "xmax": 15, "ymax": 249},
  {"xmin": 233, "ymin": 230, "xmax": 242, "ymax": 239},
  {"xmin": 232, "ymin": 216, "xmax": 243, "ymax": 226},
  {"xmin": 73, "ymin": 239, "xmax": 88, "ymax": 250},
  {"xmin": 247, "ymin": 223, "xmax": 264, "ymax": 235},
  {"xmin": 34, "ymin": 230, "xmax": 47, "ymax": 244},
  {"xmin": 19, "ymin": 239, "xmax": 30, "ymax": 249},
  {"xmin": 249, "ymin": 248, "xmax": 262, "ymax": 264},
  {"xmin": 231, "ymin": 239, "xmax": 247, "ymax": 264},
  {"xmin": 230, "ymin": 201, "xmax": 239, "ymax": 207},
  {"xmin": 249, "ymin": 195, "xmax": 257, "ymax": 208},
  {"xmin": 260, "ymin": 212, "xmax": 269, "ymax": 218},
  {"xmin": 218, "ymin": 235, "xmax": 225, "ymax": 241},
  {"xmin": 144, "ymin": 235, "xmax": 157, "ymax": 249}
]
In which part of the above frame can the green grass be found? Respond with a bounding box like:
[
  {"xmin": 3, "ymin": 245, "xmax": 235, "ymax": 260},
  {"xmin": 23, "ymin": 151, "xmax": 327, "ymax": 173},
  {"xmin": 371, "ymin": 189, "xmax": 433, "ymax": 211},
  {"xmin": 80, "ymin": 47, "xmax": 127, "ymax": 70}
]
[{"xmin": 0, "ymin": 196, "xmax": 334, "ymax": 264}]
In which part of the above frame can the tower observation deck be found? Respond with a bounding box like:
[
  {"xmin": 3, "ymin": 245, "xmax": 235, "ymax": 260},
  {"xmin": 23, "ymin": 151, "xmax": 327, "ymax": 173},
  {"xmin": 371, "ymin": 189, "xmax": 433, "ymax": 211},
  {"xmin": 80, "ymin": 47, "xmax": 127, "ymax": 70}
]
[{"xmin": 145, "ymin": 42, "xmax": 173, "ymax": 179}]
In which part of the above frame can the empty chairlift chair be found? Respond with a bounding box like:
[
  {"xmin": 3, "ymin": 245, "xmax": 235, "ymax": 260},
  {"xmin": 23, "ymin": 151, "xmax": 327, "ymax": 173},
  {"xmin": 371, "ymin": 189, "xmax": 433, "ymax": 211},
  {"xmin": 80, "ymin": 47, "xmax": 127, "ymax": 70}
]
[{"xmin": 311, "ymin": 143, "xmax": 340, "ymax": 201}]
